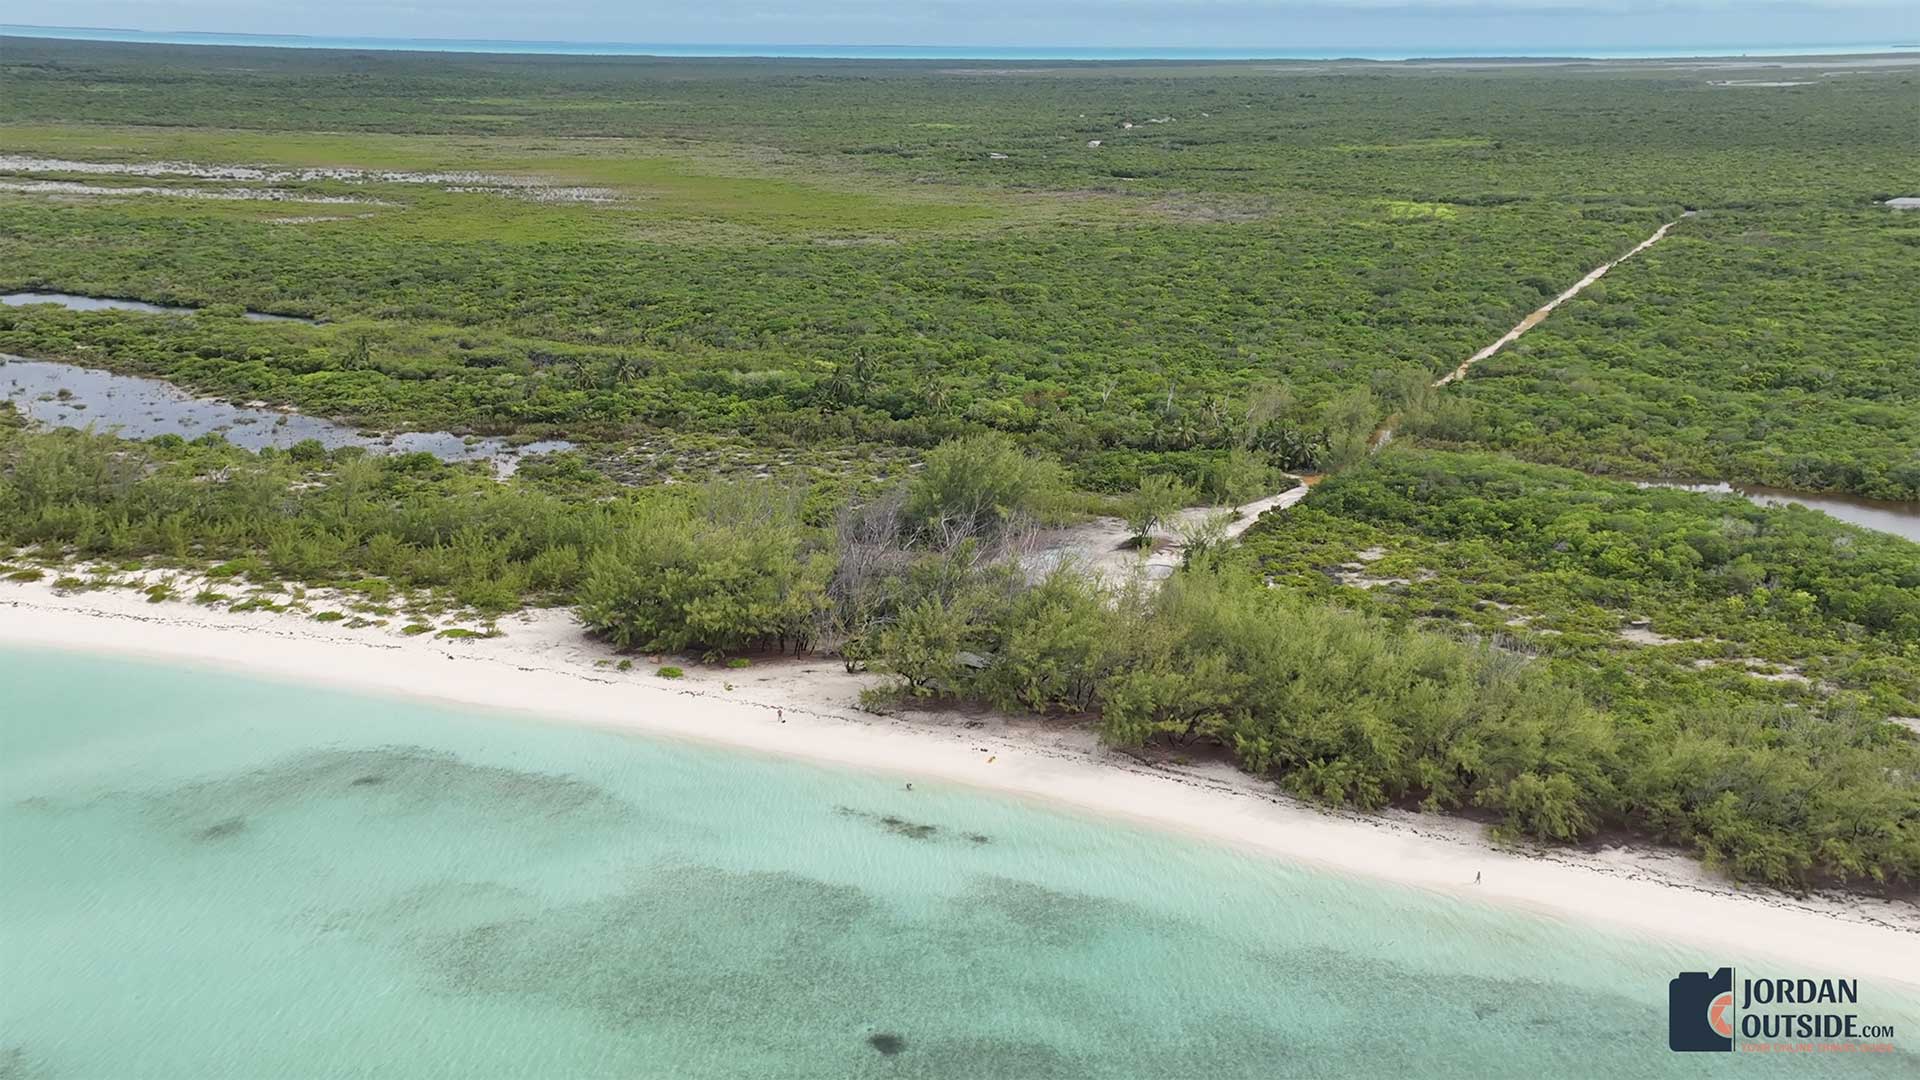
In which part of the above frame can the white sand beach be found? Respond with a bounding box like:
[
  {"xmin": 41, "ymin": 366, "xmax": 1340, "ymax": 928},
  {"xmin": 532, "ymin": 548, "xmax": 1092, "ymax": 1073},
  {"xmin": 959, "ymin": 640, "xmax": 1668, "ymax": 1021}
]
[{"xmin": 3, "ymin": 578, "xmax": 1916, "ymax": 988}]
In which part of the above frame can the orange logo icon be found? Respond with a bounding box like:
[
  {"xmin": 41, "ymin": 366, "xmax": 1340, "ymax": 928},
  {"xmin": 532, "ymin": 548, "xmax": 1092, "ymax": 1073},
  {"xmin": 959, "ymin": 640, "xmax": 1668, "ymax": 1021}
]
[{"xmin": 1708, "ymin": 992, "xmax": 1734, "ymax": 1038}]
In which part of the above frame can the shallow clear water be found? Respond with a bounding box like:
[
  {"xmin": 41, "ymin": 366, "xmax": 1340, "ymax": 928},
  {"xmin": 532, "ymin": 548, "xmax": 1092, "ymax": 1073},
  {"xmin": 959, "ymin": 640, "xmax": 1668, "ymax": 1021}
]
[
  {"xmin": 0, "ymin": 356, "xmax": 574, "ymax": 473},
  {"xmin": 2, "ymin": 647, "xmax": 1915, "ymax": 1078}
]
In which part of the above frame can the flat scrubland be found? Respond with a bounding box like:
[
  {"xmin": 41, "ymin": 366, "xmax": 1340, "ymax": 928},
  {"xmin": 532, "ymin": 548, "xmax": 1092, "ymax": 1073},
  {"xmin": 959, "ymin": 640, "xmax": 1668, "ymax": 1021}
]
[{"xmin": 2, "ymin": 39, "xmax": 1916, "ymax": 892}]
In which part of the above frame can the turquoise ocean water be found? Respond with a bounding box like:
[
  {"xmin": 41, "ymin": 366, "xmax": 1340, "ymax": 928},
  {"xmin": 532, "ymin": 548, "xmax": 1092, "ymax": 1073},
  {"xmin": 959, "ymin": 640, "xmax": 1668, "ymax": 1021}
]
[{"xmin": 2, "ymin": 646, "xmax": 1915, "ymax": 1078}]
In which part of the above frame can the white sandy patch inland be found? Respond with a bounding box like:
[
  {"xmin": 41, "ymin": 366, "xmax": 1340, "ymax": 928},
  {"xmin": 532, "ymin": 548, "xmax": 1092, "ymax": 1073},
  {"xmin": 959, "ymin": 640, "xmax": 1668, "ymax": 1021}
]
[
  {"xmin": 1027, "ymin": 483, "xmax": 1310, "ymax": 587},
  {"xmin": 0, "ymin": 180, "xmax": 394, "ymax": 205},
  {"xmin": 0, "ymin": 155, "xmax": 545, "ymax": 187},
  {"xmin": 1, "ymin": 578, "xmax": 1915, "ymax": 989},
  {"xmin": 0, "ymin": 155, "xmax": 624, "ymax": 205}
]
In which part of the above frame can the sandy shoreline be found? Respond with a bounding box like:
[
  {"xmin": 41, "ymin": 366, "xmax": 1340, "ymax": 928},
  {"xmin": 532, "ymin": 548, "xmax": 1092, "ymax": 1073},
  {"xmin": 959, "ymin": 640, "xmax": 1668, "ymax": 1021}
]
[{"xmin": 3, "ymin": 579, "xmax": 1917, "ymax": 988}]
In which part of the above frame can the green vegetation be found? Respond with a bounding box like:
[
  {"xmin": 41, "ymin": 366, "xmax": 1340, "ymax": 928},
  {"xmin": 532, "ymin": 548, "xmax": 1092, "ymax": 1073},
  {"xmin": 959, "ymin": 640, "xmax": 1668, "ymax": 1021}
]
[
  {"xmin": 2, "ymin": 420, "xmax": 1916, "ymax": 888},
  {"xmin": 576, "ymin": 489, "xmax": 832, "ymax": 657},
  {"xmin": 0, "ymin": 426, "xmax": 617, "ymax": 616},
  {"xmin": 890, "ymin": 565, "xmax": 1621, "ymax": 846},
  {"xmin": 837, "ymin": 451, "xmax": 1920, "ymax": 887},
  {"xmin": 8, "ymin": 39, "xmax": 1910, "ymax": 496},
  {"xmin": 1123, "ymin": 474, "xmax": 1189, "ymax": 545},
  {"xmin": 1237, "ymin": 451, "xmax": 1919, "ymax": 702},
  {"xmin": 1230, "ymin": 451, "xmax": 1920, "ymax": 884},
  {"xmin": 1428, "ymin": 210, "xmax": 1920, "ymax": 498},
  {"xmin": 901, "ymin": 433, "xmax": 1070, "ymax": 535},
  {"xmin": 2, "ymin": 40, "xmax": 1916, "ymax": 892}
]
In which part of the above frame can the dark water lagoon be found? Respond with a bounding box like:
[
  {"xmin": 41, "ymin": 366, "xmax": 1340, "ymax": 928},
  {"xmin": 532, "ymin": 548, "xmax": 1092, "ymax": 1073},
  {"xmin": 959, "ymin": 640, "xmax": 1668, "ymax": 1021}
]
[
  {"xmin": 1, "ymin": 356, "xmax": 572, "ymax": 473},
  {"xmin": 1636, "ymin": 480, "xmax": 1920, "ymax": 543},
  {"xmin": 2, "ymin": 290, "xmax": 317, "ymax": 323}
]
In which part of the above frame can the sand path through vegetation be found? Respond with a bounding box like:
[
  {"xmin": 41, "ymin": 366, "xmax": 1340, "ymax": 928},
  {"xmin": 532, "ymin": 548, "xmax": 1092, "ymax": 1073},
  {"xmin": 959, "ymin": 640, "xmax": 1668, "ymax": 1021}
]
[
  {"xmin": 1437, "ymin": 212, "xmax": 1691, "ymax": 387},
  {"xmin": 1026, "ymin": 482, "xmax": 1312, "ymax": 587},
  {"xmin": 1372, "ymin": 212, "xmax": 1691, "ymax": 451},
  {"xmin": 1037, "ymin": 213, "xmax": 1693, "ymax": 580}
]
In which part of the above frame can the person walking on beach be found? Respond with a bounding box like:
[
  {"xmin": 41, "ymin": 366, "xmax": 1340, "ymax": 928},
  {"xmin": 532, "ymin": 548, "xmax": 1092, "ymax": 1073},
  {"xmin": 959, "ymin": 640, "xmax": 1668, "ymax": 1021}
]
[{"xmin": 1475, "ymin": 871, "xmax": 1481, "ymax": 885}]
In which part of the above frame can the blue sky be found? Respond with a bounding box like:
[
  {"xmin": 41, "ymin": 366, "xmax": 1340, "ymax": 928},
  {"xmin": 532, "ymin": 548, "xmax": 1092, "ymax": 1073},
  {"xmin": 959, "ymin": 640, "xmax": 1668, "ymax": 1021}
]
[{"xmin": 12, "ymin": 1, "xmax": 1917, "ymax": 51}]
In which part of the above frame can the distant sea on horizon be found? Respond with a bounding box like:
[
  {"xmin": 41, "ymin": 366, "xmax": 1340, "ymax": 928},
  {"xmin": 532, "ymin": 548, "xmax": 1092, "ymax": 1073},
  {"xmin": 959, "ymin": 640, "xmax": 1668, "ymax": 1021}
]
[{"xmin": 3, "ymin": 24, "xmax": 1915, "ymax": 61}]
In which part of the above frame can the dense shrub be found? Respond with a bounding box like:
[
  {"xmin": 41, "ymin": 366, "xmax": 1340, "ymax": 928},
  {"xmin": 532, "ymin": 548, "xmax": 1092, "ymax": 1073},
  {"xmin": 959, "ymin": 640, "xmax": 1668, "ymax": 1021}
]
[
  {"xmin": 5, "ymin": 425, "xmax": 1915, "ymax": 889},
  {"xmin": 575, "ymin": 490, "xmax": 832, "ymax": 657},
  {"xmin": 902, "ymin": 432, "xmax": 1068, "ymax": 538}
]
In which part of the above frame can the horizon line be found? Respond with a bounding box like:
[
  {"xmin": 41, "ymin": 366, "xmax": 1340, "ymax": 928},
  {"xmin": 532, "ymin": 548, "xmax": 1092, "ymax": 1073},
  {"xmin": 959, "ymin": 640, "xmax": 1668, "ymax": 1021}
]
[{"xmin": 3, "ymin": 24, "xmax": 1914, "ymax": 62}]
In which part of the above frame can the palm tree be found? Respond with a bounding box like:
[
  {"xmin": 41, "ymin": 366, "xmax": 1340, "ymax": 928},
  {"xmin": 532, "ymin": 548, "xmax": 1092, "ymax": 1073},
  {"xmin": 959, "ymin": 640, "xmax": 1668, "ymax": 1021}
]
[
  {"xmin": 823, "ymin": 364, "xmax": 855, "ymax": 406},
  {"xmin": 849, "ymin": 348, "xmax": 878, "ymax": 399},
  {"xmin": 915, "ymin": 365, "xmax": 950, "ymax": 415}
]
